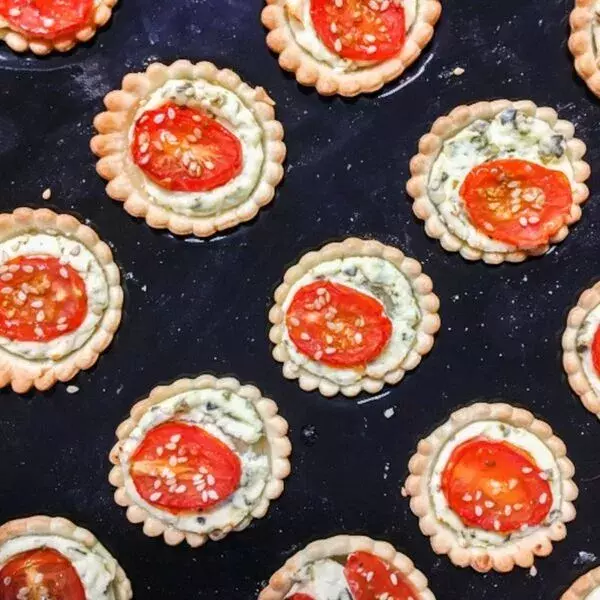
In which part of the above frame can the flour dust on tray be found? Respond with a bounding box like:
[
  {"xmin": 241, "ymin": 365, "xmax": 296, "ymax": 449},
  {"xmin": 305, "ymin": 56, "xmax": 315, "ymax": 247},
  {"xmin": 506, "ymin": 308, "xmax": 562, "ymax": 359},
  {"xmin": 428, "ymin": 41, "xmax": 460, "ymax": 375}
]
[
  {"xmin": 0, "ymin": 208, "xmax": 123, "ymax": 393},
  {"xmin": 109, "ymin": 374, "xmax": 291, "ymax": 547},
  {"xmin": 92, "ymin": 60, "xmax": 286, "ymax": 238},
  {"xmin": 269, "ymin": 237, "xmax": 440, "ymax": 397},
  {"xmin": 0, "ymin": 515, "xmax": 132, "ymax": 600},
  {"xmin": 405, "ymin": 402, "xmax": 578, "ymax": 572},
  {"xmin": 407, "ymin": 99, "xmax": 590, "ymax": 264}
]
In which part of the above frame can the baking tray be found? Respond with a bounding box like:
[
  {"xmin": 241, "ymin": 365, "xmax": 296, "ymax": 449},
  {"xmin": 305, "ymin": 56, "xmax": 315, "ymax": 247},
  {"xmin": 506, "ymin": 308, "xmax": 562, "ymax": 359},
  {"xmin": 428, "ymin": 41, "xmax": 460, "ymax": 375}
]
[{"xmin": 0, "ymin": 0, "xmax": 599, "ymax": 598}]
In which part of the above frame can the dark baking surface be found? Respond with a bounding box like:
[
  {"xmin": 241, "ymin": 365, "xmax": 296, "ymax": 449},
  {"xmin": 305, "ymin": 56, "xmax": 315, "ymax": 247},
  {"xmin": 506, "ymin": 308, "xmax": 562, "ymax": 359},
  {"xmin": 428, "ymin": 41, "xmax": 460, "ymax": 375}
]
[{"xmin": 0, "ymin": 0, "xmax": 599, "ymax": 598}]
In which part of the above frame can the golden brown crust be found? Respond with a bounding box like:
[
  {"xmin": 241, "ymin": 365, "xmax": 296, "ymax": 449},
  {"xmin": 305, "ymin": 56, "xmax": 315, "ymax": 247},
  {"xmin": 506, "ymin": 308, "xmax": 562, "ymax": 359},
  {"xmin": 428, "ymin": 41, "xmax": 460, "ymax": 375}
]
[
  {"xmin": 91, "ymin": 59, "xmax": 286, "ymax": 237},
  {"xmin": 0, "ymin": 207, "xmax": 123, "ymax": 393},
  {"xmin": 0, "ymin": 0, "xmax": 117, "ymax": 55},
  {"xmin": 406, "ymin": 99, "xmax": 590, "ymax": 264},
  {"xmin": 0, "ymin": 515, "xmax": 132, "ymax": 599},
  {"xmin": 562, "ymin": 566, "xmax": 600, "ymax": 599},
  {"xmin": 562, "ymin": 280, "xmax": 600, "ymax": 418},
  {"xmin": 261, "ymin": 0, "xmax": 441, "ymax": 97},
  {"xmin": 405, "ymin": 402, "xmax": 578, "ymax": 573},
  {"xmin": 268, "ymin": 237, "xmax": 440, "ymax": 397},
  {"xmin": 569, "ymin": 0, "xmax": 600, "ymax": 98},
  {"xmin": 259, "ymin": 534, "xmax": 435, "ymax": 599},
  {"xmin": 108, "ymin": 373, "xmax": 292, "ymax": 547}
]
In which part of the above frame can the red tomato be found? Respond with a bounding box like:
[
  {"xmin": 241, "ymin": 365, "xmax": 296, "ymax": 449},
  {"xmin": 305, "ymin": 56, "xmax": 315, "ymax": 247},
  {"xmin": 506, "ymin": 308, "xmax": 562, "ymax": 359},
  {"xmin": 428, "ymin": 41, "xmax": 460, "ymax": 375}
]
[
  {"xmin": 460, "ymin": 158, "xmax": 572, "ymax": 248},
  {"xmin": 344, "ymin": 551, "xmax": 418, "ymax": 600},
  {"xmin": 130, "ymin": 421, "xmax": 242, "ymax": 514},
  {"xmin": 592, "ymin": 325, "xmax": 600, "ymax": 376},
  {"xmin": 310, "ymin": 0, "xmax": 406, "ymax": 61},
  {"xmin": 0, "ymin": 256, "xmax": 87, "ymax": 342},
  {"xmin": 0, "ymin": 0, "xmax": 93, "ymax": 40},
  {"xmin": 131, "ymin": 102, "xmax": 243, "ymax": 193},
  {"xmin": 441, "ymin": 437, "xmax": 552, "ymax": 533},
  {"xmin": 286, "ymin": 280, "xmax": 392, "ymax": 368},
  {"xmin": 0, "ymin": 548, "xmax": 85, "ymax": 600}
]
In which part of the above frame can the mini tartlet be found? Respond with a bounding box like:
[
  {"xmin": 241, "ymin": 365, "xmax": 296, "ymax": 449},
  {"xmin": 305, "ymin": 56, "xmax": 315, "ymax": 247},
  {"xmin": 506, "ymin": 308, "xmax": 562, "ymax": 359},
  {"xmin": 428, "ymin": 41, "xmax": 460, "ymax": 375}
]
[
  {"xmin": 0, "ymin": 515, "xmax": 132, "ymax": 599},
  {"xmin": 261, "ymin": 0, "xmax": 441, "ymax": 97},
  {"xmin": 259, "ymin": 534, "xmax": 435, "ymax": 599},
  {"xmin": 562, "ymin": 566, "xmax": 600, "ymax": 600},
  {"xmin": 407, "ymin": 99, "xmax": 590, "ymax": 264},
  {"xmin": 0, "ymin": 0, "xmax": 116, "ymax": 55},
  {"xmin": 405, "ymin": 402, "xmax": 578, "ymax": 573},
  {"xmin": 569, "ymin": 0, "xmax": 600, "ymax": 98},
  {"xmin": 108, "ymin": 374, "xmax": 291, "ymax": 547},
  {"xmin": 0, "ymin": 207, "xmax": 123, "ymax": 393},
  {"xmin": 269, "ymin": 237, "xmax": 440, "ymax": 397},
  {"xmin": 91, "ymin": 60, "xmax": 286, "ymax": 237},
  {"xmin": 562, "ymin": 281, "xmax": 600, "ymax": 418}
]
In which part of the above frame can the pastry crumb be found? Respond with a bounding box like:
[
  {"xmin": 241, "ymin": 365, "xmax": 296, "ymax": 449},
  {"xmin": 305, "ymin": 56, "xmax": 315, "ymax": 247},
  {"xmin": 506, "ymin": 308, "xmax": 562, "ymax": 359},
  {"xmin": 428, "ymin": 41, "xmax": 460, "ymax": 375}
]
[
  {"xmin": 384, "ymin": 407, "xmax": 395, "ymax": 419},
  {"xmin": 452, "ymin": 67, "xmax": 465, "ymax": 76},
  {"xmin": 42, "ymin": 188, "xmax": 52, "ymax": 200},
  {"xmin": 529, "ymin": 565, "xmax": 538, "ymax": 577},
  {"xmin": 401, "ymin": 486, "xmax": 408, "ymax": 497},
  {"xmin": 66, "ymin": 385, "xmax": 79, "ymax": 394}
]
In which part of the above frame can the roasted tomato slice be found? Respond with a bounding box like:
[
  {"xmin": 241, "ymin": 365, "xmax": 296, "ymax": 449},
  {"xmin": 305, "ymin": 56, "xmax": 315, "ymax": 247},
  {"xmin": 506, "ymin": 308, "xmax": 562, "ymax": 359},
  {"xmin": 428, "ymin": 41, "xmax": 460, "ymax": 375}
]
[
  {"xmin": 130, "ymin": 421, "xmax": 242, "ymax": 514},
  {"xmin": 0, "ymin": 0, "xmax": 93, "ymax": 40},
  {"xmin": 310, "ymin": 0, "xmax": 406, "ymax": 61},
  {"xmin": 131, "ymin": 101, "xmax": 243, "ymax": 193},
  {"xmin": 460, "ymin": 158, "xmax": 572, "ymax": 248},
  {"xmin": 592, "ymin": 326, "xmax": 600, "ymax": 376},
  {"xmin": 0, "ymin": 256, "xmax": 87, "ymax": 342},
  {"xmin": 344, "ymin": 551, "xmax": 418, "ymax": 600},
  {"xmin": 441, "ymin": 437, "xmax": 552, "ymax": 533},
  {"xmin": 286, "ymin": 280, "xmax": 392, "ymax": 368},
  {"xmin": 0, "ymin": 548, "xmax": 85, "ymax": 600}
]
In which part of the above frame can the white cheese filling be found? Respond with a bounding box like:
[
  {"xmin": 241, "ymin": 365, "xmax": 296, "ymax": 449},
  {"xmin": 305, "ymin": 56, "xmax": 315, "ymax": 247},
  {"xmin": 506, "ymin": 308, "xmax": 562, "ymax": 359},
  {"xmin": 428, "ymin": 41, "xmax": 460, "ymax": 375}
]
[
  {"xmin": 0, "ymin": 233, "xmax": 109, "ymax": 361},
  {"xmin": 577, "ymin": 303, "xmax": 600, "ymax": 396},
  {"xmin": 286, "ymin": 558, "xmax": 352, "ymax": 600},
  {"xmin": 586, "ymin": 588, "xmax": 600, "ymax": 600},
  {"xmin": 282, "ymin": 256, "xmax": 420, "ymax": 387},
  {"xmin": 285, "ymin": 0, "xmax": 417, "ymax": 72},
  {"xmin": 0, "ymin": 535, "xmax": 121, "ymax": 600},
  {"xmin": 428, "ymin": 420, "xmax": 562, "ymax": 547},
  {"xmin": 129, "ymin": 79, "xmax": 265, "ymax": 218},
  {"xmin": 120, "ymin": 388, "xmax": 271, "ymax": 535},
  {"xmin": 428, "ymin": 108, "xmax": 576, "ymax": 253}
]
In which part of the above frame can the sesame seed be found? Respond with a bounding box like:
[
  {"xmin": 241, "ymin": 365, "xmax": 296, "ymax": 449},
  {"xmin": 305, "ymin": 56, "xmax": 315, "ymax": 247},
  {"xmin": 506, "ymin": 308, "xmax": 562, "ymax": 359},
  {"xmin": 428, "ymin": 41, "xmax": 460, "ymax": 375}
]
[
  {"xmin": 484, "ymin": 500, "xmax": 495, "ymax": 508},
  {"xmin": 42, "ymin": 17, "xmax": 54, "ymax": 27},
  {"xmin": 289, "ymin": 316, "xmax": 300, "ymax": 327},
  {"xmin": 539, "ymin": 471, "xmax": 549, "ymax": 480},
  {"xmin": 366, "ymin": 45, "xmax": 378, "ymax": 54},
  {"xmin": 33, "ymin": 574, "xmax": 43, "ymax": 584},
  {"xmin": 368, "ymin": 0, "xmax": 378, "ymax": 8},
  {"xmin": 494, "ymin": 520, "xmax": 501, "ymax": 531},
  {"xmin": 354, "ymin": 332, "xmax": 363, "ymax": 344},
  {"xmin": 192, "ymin": 115, "xmax": 202, "ymax": 122},
  {"xmin": 528, "ymin": 215, "xmax": 540, "ymax": 224},
  {"xmin": 140, "ymin": 142, "xmax": 149, "ymax": 153},
  {"xmin": 175, "ymin": 484, "xmax": 187, "ymax": 494},
  {"xmin": 0, "ymin": 273, "xmax": 12, "ymax": 282},
  {"xmin": 201, "ymin": 490, "xmax": 208, "ymax": 503},
  {"xmin": 300, "ymin": 332, "xmax": 310, "ymax": 341},
  {"xmin": 167, "ymin": 107, "xmax": 176, "ymax": 120},
  {"xmin": 150, "ymin": 492, "xmax": 162, "ymax": 502},
  {"xmin": 3, "ymin": 576, "xmax": 11, "ymax": 585},
  {"xmin": 475, "ymin": 490, "xmax": 482, "ymax": 501},
  {"xmin": 8, "ymin": 7, "xmax": 20, "ymax": 15},
  {"xmin": 522, "ymin": 467, "xmax": 533, "ymax": 474},
  {"xmin": 153, "ymin": 114, "xmax": 165, "ymax": 124},
  {"xmin": 334, "ymin": 0, "xmax": 343, "ymax": 6},
  {"xmin": 325, "ymin": 347, "xmax": 336, "ymax": 354},
  {"xmin": 504, "ymin": 505, "xmax": 512, "ymax": 516},
  {"xmin": 165, "ymin": 442, "xmax": 176, "ymax": 450},
  {"xmin": 193, "ymin": 128, "xmax": 203, "ymax": 138},
  {"xmin": 186, "ymin": 134, "xmax": 197, "ymax": 143},
  {"xmin": 0, "ymin": 287, "xmax": 11, "ymax": 294},
  {"xmin": 364, "ymin": 33, "xmax": 376, "ymax": 42},
  {"xmin": 34, "ymin": 326, "xmax": 43, "ymax": 337},
  {"xmin": 168, "ymin": 455, "xmax": 177, "ymax": 467},
  {"xmin": 207, "ymin": 474, "xmax": 215, "ymax": 486},
  {"xmin": 508, "ymin": 478, "xmax": 518, "ymax": 490},
  {"xmin": 139, "ymin": 154, "xmax": 150, "ymax": 165},
  {"xmin": 153, "ymin": 480, "xmax": 162, "ymax": 489},
  {"xmin": 462, "ymin": 493, "xmax": 472, "ymax": 502},
  {"xmin": 519, "ymin": 216, "xmax": 528, "ymax": 227},
  {"xmin": 36, "ymin": 310, "xmax": 45, "ymax": 323},
  {"xmin": 170, "ymin": 434, "xmax": 181, "ymax": 443},
  {"xmin": 390, "ymin": 573, "xmax": 398, "ymax": 586},
  {"xmin": 474, "ymin": 505, "xmax": 483, "ymax": 517},
  {"xmin": 334, "ymin": 38, "xmax": 342, "ymax": 52},
  {"xmin": 513, "ymin": 503, "xmax": 523, "ymax": 511},
  {"xmin": 539, "ymin": 493, "xmax": 548, "ymax": 504},
  {"xmin": 156, "ymin": 447, "xmax": 164, "ymax": 456},
  {"xmin": 330, "ymin": 22, "xmax": 338, "ymax": 33},
  {"xmin": 314, "ymin": 350, "xmax": 323, "ymax": 360}
]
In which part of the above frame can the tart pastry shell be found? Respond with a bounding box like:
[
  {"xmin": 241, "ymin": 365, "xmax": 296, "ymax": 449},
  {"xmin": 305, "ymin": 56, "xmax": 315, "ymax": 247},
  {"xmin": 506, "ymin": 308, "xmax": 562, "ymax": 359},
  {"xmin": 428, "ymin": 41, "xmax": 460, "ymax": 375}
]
[
  {"xmin": 406, "ymin": 99, "xmax": 590, "ymax": 264},
  {"xmin": 261, "ymin": 0, "xmax": 441, "ymax": 97},
  {"xmin": 569, "ymin": 0, "xmax": 600, "ymax": 98},
  {"xmin": 405, "ymin": 402, "xmax": 578, "ymax": 573},
  {"xmin": 0, "ymin": 0, "xmax": 117, "ymax": 55},
  {"xmin": 562, "ymin": 280, "xmax": 600, "ymax": 418},
  {"xmin": 0, "ymin": 515, "xmax": 132, "ymax": 600},
  {"xmin": 91, "ymin": 60, "xmax": 286, "ymax": 238},
  {"xmin": 268, "ymin": 237, "xmax": 440, "ymax": 397},
  {"xmin": 0, "ymin": 207, "xmax": 123, "ymax": 393},
  {"xmin": 108, "ymin": 373, "xmax": 292, "ymax": 547},
  {"xmin": 562, "ymin": 566, "xmax": 600, "ymax": 599},
  {"xmin": 258, "ymin": 534, "xmax": 436, "ymax": 600}
]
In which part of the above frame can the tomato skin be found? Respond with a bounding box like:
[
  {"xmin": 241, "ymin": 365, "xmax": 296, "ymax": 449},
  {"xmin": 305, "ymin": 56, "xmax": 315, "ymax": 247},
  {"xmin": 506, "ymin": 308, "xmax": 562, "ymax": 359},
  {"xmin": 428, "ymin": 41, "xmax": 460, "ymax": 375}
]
[
  {"xmin": 0, "ymin": 548, "xmax": 85, "ymax": 600},
  {"xmin": 592, "ymin": 326, "xmax": 600, "ymax": 376},
  {"xmin": 441, "ymin": 437, "xmax": 552, "ymax": 533},
  {"xmin": 0, "ymin": 0, "xmax": 94, "ymax": 40},
  {"xmin": 130, "ymin": 421, "xmax": 242, "ymax": 514},
  {"xmin": 286, "ymin": 280, "xmax": 392, "ymax": 368},
  {"xmin": 460, "ymin": 158, "xmax": 572, "ymax": 248},
  {"xmin": 132, "ymin": 102, "xmax": 243, "ymax": 193},
  {"xmin": 344, "ymin": 551, "xmax": 418, "ymax": 600},
  {"xmin": 311, "ymin": 0, "xmax": 406, "ymax": 61},
  {"xmin": 0, "ymin": 256, "xmax": 87, "ymax": 342}
]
